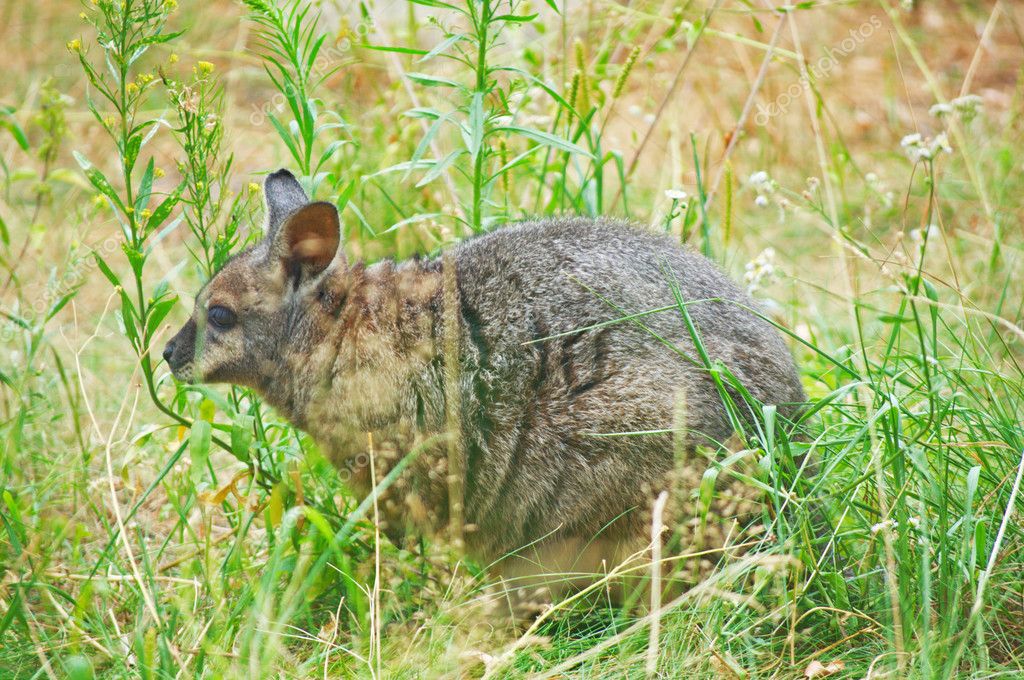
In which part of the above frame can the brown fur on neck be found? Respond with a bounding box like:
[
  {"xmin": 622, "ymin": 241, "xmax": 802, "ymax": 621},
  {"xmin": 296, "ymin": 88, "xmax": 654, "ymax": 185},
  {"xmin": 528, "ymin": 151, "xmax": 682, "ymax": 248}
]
[{"xmin": 268, "ymin": 258, "xmax": 445, "ymax": 437}]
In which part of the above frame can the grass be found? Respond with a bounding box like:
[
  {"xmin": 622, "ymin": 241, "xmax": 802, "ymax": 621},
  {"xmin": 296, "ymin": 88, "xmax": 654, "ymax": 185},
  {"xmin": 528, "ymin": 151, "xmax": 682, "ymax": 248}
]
[{"xmin": 2, "ymin": 0, "xmax": 1024, "ymax": 677}]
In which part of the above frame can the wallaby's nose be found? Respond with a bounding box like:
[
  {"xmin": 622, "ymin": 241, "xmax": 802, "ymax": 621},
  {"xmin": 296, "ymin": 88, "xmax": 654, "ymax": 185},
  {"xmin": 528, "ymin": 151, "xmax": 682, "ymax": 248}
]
[{"xmin": 162, "ymin": 340, "xmax": 176, "ymax": 364}]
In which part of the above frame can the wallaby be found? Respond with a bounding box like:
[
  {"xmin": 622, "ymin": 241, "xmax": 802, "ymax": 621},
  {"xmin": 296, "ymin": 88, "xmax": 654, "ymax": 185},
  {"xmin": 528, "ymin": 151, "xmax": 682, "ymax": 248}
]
[{"xmin": 164, "ymin": 169, "xmax": 805, "ymax": 606}]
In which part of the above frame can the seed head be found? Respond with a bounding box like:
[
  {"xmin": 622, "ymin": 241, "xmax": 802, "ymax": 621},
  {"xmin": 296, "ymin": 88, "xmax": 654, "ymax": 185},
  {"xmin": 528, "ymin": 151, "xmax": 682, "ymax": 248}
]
[{"xmin": 612, "ymin": 46, "xmax": 641, "ymax": 100}]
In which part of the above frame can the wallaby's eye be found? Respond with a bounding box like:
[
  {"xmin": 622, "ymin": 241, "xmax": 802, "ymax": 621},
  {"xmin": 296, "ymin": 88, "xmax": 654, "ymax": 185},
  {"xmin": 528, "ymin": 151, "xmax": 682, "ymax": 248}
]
[{"xmin": 207, "ymin": 305, "xmax": 237, "ymax": 331}]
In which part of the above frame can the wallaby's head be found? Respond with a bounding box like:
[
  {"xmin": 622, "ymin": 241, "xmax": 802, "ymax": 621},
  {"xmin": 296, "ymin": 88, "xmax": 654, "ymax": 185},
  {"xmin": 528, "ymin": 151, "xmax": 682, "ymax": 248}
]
[{"xmin": 163, "ymin": 169, "xmax": 347, "ymax": 408}]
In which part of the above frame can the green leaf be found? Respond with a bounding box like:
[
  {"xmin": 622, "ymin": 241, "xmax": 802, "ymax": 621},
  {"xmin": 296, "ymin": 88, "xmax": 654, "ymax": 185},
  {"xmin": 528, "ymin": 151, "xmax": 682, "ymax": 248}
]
[
  {"xmin": 406, "ymin": 72, "xmax": 462, "ymax": 89},
  {"xmin": 307, "ymin": 33, "xmax": 328, "ymax": 75},
  {"xmin": 137, "ymin": 29, "xmax": 186, "ymax": 48},
  {"xmin": 405, "ymin": 107, "xmax": 443, "ymax": 120},
  {"xmin": 302, "ymin": 506, "xmax": 344, "ymax": 561},
  {"xmin": 135, "ymin": 158, "xmax": 155, "ymax": 215},
  {"xmin": 492, "ymin": 125, "xmax": 594, "ymax": 158},
  {"xmin": 2, "ymin": 490, "xmax": 24, "ymax": 551},
  {"xmin": 65, "ymin": 655, "xmax": 95, "ymax": 680},
  {"xmin": 365, "ymin": 44, "xmax": 429, "ymax": 56},
  {"xmin": 0, "ymin": 109, "xmax": 28, "ymax": 150},
  {"xmin": 267, "ymin": 112, "xmax": 303, "ymax": 169},
  {"xmin": 46, "ymin": 291, "xmax": 78, "ymax": 323},
  {"xmin": 73, "ymin": 152, "xmax": 126, "ymax": 212},
  {"xmin": 145, "ymin": 297, "xmax": 177, "ymax": 339},
  {"xmin": 334, "ymin": 178, "xmax": 357, "ymax": 213},
  {"xmin": 491, "ymin": 67, "xmax": 582, "ymax": 119},
  {"xmin": 382, "ymin": 212, "xmax": 444, "ymax": 234},
  {"xmin": 467, "ymin": 92, "xmax": 485, "ymax": 160},
  {"xmin": 409, "ymin": 112, "xmax": 453, "ymax": 177},
  {"xmin": 486, "ymin": 144, "xmax": 547, "ymax": 182},
  {"xmin": 698, "ymin": 467, "xmax": 719, "ymax": 520},
  {"xmin": 145, "ymin": 194, "xmax": 181, "ymax": 238},
  {"xmin": 199, "ymin": 398, "xmax": 216, "ymax": 423},
  {"xmin": 190, "ymin": 420, "xmax": 213, "ymax": 488},
  {"xmin": 409, "ymin": 0, "xmax": 463, "ymax": 11},
  {"xmin": 314, "ymin": 139, "xmax": 348, "ymax": 174},
  {"xmin": 0, "ymin": 310, "xmax": 31, "ymax": 331},
  {"xmin": 366, "ymin": 160, "xmax": 436, "ymax": 178},
  {"xmin": 123, "ymin": 243, "xmax": 147, "ymax": 280},
  {"xmin": 230, "ymin": 414, "xmax": 254, "ymax": 464},
  {"xmin": 418, "ymin": 33, "xmax": 465, "ymax": 63},
  {"xmin": 93, "ymin": 253, "xmax": 122, "ymax": 289},
  {"xmin": 974, "ymin": 521, "xmax": 987, "ymax": 568},
  {"xmin": 117, "ymin": 283, "xmax": 142, "ymax": 349},
  {"xmin": 416, "ymin": 150, "xmax": 465, "ymax": 188},
  {"xmin": 124, "ymin": 134, "xmax": 143, "ymax": 175},
  {"xmin": 491, "ymin": 13, "xmax": 538, "ymax": 23}
]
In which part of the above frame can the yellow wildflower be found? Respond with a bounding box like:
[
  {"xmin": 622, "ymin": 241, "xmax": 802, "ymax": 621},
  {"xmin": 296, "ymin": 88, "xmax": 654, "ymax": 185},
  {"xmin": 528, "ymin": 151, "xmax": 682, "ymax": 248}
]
[
  {"xmin": 66, "ymin": 39, "xmax": 82, "ymax": 52},
  {"xmin": 336, "ymin": 17, "xmax": 352, "ymax": 41}
]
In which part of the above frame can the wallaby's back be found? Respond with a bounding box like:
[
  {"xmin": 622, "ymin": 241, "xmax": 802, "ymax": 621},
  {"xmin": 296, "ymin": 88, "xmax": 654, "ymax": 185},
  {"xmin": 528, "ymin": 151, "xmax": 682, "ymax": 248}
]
[{"xmin": 450, "ymin": 217, "xmax": 805, "ymax": 563}]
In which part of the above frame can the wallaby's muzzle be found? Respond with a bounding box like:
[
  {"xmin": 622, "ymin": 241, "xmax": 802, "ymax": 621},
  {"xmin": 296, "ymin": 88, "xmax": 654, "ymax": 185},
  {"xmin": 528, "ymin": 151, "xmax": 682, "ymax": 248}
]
[{"xmin": 163, "ymin": 318, "xmax": 197, "ymax": 382}]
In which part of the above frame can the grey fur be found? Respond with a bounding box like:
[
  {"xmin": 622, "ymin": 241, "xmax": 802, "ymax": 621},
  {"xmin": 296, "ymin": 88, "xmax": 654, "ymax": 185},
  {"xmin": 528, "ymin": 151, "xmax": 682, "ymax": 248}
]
[
  {"xmin": 443, "ymin": 218, "xmax": 804, "ymax": 560},
  {"xmin": 165, "ymin": 169, "xmax": 805, "ymax": 594},
  {"xmin": 263, "ymin": 169, "xmax": 310, "ymax": 238}
]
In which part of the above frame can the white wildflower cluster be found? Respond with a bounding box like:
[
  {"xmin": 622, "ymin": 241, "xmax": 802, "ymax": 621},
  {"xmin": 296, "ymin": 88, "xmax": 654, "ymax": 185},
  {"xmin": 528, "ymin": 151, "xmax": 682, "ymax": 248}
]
[
  {"xmin": 870, "ymin": 519, "xmax": 897, "ymax": 534},
  {"xmin": 871, "ymin": 516, "xmax": 924, "ymax": 534},
  {"xmin": 507, "ymin": 87, "xmax": 552, "ymax": 129},
  {"xmin": 929, "ymin": 94, "xmax": 983, "ymax": 124},
  {"xmin": 900, "ymin": 132, "xmax": 952, "ymax": 163},
  {"xmin": 626, "ymin": 104, "xmax": 656, "ymax": 125},
  {"xmin": 744, "ymin": 247, "xmax": 777, "ymax": 295},
  {"xmin": 748, "ymin": 170, "xmax": 777, "ymax": 208},
  {"xmin": 662, "ymin": 189, "xmax": 690, "ymax": 229},
  {"xmin": 865, "ymin": 171, "xmax": 895, "ymax": 209},
  {"xmin": 664, "ymin": 188, "xmax": 688, "ymax": 209},
  {"xmin": 800, "ymin": 176, "xmax": 819, "ymax": 202},
  {"xmin": 954, "ymin": 94, "xmax": 984, "ymax": 122},
  {"xmin": 909, "ymin": 223, "xmax": 939, "ymax": 245}
]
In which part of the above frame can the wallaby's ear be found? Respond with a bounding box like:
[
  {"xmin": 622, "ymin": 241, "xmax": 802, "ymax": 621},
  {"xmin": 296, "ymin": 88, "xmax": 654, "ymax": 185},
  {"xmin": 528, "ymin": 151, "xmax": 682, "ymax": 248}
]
[
  {"xmin": 272, "ymin": 201, "xmax": 343, "ymax": 281},
  {"xmin": 263, "ymin": 169, "xmax": 309, "ymax": 240}
]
